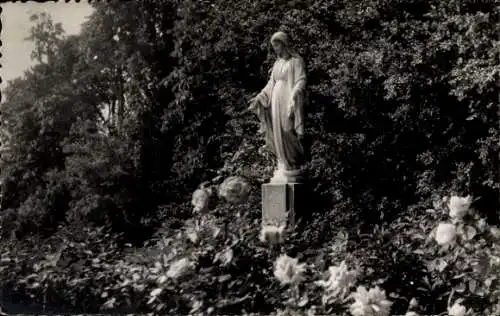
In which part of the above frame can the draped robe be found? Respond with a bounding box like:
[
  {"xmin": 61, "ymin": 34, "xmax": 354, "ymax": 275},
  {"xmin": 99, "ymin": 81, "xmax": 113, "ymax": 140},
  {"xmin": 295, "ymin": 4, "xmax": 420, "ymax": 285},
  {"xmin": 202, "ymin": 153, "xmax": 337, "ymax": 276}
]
[{"xmin": 254, "ymin": 56, "xmax": 306, "ymax": 171}]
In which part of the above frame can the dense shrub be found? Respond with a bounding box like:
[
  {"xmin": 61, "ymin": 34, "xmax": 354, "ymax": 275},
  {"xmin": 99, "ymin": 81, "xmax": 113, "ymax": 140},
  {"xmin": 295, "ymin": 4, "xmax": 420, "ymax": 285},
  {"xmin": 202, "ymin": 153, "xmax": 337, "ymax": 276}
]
[
  {"xmin": 2, "ymin": 186, "xmax": 499, "ymax": 315},
  {"xmin": 0, "ymin": 0, "xmax": 498, "ymax": 314}
]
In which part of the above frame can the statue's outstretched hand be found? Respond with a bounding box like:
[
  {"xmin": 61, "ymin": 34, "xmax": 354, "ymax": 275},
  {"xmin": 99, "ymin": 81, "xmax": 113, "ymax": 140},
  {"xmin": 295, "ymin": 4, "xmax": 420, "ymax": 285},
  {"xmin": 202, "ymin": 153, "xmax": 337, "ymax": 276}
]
[{"xmin": 248, "ymin": 96, "xmax": 259, "ymax": 112}]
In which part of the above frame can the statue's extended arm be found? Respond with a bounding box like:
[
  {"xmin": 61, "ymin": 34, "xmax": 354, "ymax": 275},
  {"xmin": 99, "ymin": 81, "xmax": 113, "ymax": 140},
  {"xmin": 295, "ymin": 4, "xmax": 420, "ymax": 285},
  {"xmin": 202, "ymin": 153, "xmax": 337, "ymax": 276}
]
[
  {"xmin": 248, "ymin": 66, "xmax": 275, "ymax": 134},
  {"xmin": 254, "ymin": 71, "xmax": 275, "ymax": 108},
  {"xmin": 290, "ymin": 57, "xmax": 306, "ymax": 137}
]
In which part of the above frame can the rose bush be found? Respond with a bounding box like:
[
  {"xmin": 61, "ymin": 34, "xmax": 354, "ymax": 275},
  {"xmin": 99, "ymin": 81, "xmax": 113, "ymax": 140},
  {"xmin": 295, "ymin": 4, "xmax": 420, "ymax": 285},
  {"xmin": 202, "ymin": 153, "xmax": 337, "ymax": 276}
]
[{"xmin": 1, "ymin": 187, "xmax": 499, "ymax": 315}]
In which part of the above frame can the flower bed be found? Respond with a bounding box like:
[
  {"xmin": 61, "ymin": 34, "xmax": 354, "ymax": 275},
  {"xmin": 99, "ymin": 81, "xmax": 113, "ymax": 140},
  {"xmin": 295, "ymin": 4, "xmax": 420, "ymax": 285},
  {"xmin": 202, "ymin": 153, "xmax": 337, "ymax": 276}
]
[{"xmin": 1, "ymin": 180, "xmax": 498, "ymax": 315}]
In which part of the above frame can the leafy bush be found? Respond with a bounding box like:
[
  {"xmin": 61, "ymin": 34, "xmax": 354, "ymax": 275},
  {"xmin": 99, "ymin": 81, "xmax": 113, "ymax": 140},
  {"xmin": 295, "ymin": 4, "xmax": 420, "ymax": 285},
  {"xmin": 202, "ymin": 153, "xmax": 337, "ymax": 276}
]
[
  {"xmin": 0, "ymin": 0, "xmax": 498, "ymax": 314},
  {"xmin": 2, "ymin": 176, "xmax": 499, "ymax": 315}
]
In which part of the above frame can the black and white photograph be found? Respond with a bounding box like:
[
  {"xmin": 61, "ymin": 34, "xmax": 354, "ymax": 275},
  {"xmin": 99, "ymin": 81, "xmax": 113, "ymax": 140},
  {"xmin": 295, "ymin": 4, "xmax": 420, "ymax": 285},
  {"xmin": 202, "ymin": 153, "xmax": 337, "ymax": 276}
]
[{"xmin": 0, "ymin": 0, "xmax": 498, "ymax": 315}]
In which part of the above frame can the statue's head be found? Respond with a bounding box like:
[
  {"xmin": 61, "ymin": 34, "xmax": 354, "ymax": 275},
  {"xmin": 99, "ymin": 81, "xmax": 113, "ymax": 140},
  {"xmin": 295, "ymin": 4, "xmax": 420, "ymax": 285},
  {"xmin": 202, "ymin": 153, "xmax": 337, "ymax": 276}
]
[{"xmin": 271, "ymin": 31, "xmax": 291, "ymax": 57}]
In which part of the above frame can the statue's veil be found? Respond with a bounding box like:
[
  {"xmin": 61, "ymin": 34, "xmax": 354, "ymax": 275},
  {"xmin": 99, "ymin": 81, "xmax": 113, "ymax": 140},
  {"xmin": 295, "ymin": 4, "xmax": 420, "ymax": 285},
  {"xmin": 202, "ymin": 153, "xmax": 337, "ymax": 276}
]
[{"xmin": 270, "ymin": 31, "xmax": 299, "ymax": 58}]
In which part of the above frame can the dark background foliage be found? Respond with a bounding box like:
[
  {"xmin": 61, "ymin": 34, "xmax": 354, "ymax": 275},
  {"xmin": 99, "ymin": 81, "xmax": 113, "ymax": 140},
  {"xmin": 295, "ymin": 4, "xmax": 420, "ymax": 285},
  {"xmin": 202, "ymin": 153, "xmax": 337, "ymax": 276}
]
[{"xmin": 0, "ymin": 0, "xmax": 498, "ymax": 314}]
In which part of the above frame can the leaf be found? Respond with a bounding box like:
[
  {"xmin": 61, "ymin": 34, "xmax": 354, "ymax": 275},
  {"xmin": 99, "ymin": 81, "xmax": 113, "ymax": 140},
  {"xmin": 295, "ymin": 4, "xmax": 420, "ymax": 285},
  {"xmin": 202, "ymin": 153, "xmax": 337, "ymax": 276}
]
[
  {"xmin": 0, "ymin": 257, "xmax": 11, "ymax": 263},
  {"xmin": 298, "ymin": 296, "xmax": 309, "ymax": 307},
  {"xmin": 484, "ymin": 276, "xmax": 496, "ymax": 288},
  {"xmin": 155, "ymin": 303, "xmax": 165, "ymax": 311},
  {"xmin": 413, "ymin": 233, "xmax": 426, "ymax": 240},
  {"xmin": 438, "ymin": 259, "xmax": 448, "ymax": 272},
  {"xmin": 150, "ymin": 288, "xmax": 162, "ymax": 297},
  {"xmin": 147, "ymin": 295, "xmax": 156, "ymax": 305},
  {"xmin": 157, "ymin": 275, "xmax": 167, "ymax": 284},
  {"xmin": 217, "ymin": 274, "xmax": 231, "ymax": 283},
  {"xmin": 423, "ymin": 276, "xmax": 431, "ymax": 287},
  {"xmin": 469, "ymin": 279, "xmax": 477, "ymax": 293},
  {"xmin": 453, "ymin": 273, "xmax": 466, "ymax": 280},
  {"xmin": 102, "ymin": 297, "xmax": 116, "ymax": 309}
]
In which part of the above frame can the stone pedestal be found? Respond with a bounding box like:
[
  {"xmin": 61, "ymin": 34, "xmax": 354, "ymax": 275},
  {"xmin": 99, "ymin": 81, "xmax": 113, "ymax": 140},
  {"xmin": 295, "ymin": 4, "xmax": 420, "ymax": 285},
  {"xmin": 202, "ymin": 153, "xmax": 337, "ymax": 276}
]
[{"xmin": 262, "ymin": 183, "xmax": 304, "ymax": 227}]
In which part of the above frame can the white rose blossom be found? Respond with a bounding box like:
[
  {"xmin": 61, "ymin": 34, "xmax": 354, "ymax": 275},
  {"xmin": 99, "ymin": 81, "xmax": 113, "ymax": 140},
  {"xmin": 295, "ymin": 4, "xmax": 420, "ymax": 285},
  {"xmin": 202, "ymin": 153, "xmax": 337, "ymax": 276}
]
[
  {"xmin": 315, "ymin": 260, "xmax": 358, "ymax": 304},
  {"xmin": 448, "ymin": 195, "xmax": 472, "ymax": 220},
  {"xmin": 435, "ymin": 222, "xmax": 457, "ymax": 246},
  {"xmin": 448, "ymin": 300, "xmax": 467, "ymax": 316},
  {"xmin": 490, "ymin": 226, "xmax": 500, "ymax": 239},
  {"xmin": 191, "ymin": 188, "xmax": 211, "ymax": 213},
  {"xmin": 218, "ymin": 176, "xmax": 251, "ymax": 204},
  {"xmin": 349, "ymin": 286, "xmax": 392, "ymax": 316},
  {"xmin": 274, "ymin": 254, "xmax": 307, "ymax": 285}
]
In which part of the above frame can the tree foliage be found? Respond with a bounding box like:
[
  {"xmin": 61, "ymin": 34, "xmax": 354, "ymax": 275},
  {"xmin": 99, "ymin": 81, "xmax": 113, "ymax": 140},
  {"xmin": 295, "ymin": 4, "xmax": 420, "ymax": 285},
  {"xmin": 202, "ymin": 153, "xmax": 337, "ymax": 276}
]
[
  {"xmin": 1, "ymin": 0, "xmax": 498, "ymax": 238},
  {"xmin": 0, "ymin": 0, "xmax": 498, "ymax": 312}
]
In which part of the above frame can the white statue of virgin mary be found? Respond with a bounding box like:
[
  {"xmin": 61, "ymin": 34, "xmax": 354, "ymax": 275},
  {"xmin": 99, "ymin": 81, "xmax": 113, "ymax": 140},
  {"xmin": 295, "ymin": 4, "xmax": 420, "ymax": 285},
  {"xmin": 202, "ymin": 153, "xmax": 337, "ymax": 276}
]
[{"xmin": 248, "ymin": 31, "xmax": 307, "ymax": 184}]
